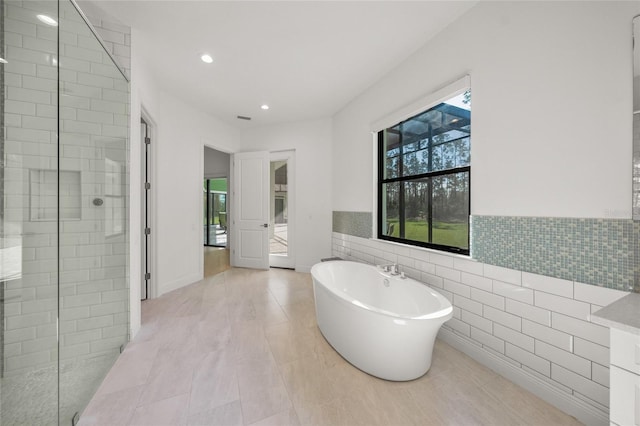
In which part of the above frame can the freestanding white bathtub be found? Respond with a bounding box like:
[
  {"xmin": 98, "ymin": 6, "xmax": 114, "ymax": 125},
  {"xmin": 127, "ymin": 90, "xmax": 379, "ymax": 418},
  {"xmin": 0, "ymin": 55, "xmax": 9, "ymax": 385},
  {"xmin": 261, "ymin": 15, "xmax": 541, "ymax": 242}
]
[{"xmin": 311, "ymin": 260, "xmax": 453, "ymax": 381}]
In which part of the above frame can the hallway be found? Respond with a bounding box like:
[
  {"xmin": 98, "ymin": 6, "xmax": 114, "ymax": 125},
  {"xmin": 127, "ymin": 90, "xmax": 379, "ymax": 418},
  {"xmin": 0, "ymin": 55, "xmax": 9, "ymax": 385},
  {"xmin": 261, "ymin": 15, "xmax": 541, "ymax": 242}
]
[{"xmin": 204, "ymin": 247, "xmax": 230, "ymax": 278}]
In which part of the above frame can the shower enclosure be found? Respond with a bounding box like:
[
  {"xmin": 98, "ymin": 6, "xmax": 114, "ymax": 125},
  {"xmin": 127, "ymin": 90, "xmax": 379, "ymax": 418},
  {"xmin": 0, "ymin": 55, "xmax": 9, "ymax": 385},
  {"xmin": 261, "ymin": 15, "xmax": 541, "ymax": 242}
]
[{"xmin": 1, "ymin": 0, "xmax": 130, "ymax": 424}]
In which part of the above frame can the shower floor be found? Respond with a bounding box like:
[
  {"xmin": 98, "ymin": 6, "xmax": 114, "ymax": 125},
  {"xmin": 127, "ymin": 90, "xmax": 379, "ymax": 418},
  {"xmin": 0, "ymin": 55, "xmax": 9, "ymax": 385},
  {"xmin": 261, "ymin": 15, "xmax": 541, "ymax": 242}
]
[{"xmin": 2, "ymin": 352, "xmax": 119, "ymax": 425}]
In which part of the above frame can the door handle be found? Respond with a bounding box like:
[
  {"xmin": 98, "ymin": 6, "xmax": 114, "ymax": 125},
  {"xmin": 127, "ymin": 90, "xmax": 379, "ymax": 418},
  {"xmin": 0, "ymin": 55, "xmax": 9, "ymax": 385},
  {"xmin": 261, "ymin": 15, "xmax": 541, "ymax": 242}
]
[{"xmin": 261, "ymin": 224, "xmax": 268, "ymax": 228}]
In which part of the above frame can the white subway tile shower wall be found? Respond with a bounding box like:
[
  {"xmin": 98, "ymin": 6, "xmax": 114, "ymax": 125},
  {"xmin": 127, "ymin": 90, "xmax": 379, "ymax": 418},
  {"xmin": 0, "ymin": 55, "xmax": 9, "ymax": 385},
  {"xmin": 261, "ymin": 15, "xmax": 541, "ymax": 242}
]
[
  {"xmin": 3, "ymin": 1, "xmax": 129, "ymax": 376},
  {"xmin": 332, "ymin": 232, "xmax": 629, "ymax": 415},
  {"xmin": 4, "ymin": 0, "xmax": 60, "ymax": 376},
  {"xmin": 81, "ymin": 12, "xmax": 131, "ymax": 79},
  {"xmin": 58, "ymin": 4, "xmax": 130, "ymax": 386}
]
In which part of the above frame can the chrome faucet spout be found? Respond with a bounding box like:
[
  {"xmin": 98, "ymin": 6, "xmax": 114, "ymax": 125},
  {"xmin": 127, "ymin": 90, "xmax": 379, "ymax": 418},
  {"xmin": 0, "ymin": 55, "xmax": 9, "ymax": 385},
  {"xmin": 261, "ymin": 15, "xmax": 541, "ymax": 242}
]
[
  {"xmin": 389, "ymin": 264, "xmax": 400, "ymax": 276},
  {"xmin": 378, "ymin": 263, "xmax": 400, "ymax": 275}
]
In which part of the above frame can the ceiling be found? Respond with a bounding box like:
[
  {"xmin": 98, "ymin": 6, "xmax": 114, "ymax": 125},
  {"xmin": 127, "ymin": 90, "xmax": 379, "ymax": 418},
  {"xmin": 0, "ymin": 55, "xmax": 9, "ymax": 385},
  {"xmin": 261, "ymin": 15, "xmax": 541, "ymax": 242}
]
[{"xmin": 83, "ymin": 1, "xmax": 476, "ymax": 127}]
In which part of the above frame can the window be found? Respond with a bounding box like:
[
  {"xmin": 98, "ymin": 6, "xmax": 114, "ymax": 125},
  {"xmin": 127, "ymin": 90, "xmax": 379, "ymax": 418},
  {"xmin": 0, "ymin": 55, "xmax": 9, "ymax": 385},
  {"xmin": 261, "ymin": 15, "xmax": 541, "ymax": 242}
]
[{"xmin": 378, "ymin": 90, "xmax": 470, "ymax": 254}]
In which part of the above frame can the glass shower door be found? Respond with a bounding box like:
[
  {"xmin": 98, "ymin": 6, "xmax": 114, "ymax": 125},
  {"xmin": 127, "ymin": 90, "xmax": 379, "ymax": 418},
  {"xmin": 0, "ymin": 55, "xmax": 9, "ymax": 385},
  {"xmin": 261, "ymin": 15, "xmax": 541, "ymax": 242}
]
[
  {"xmin": 57, "ymin": 0, "xmax": 129, "ymax": 422},
  {"xmin": 1, "ymin": 0, "xmax": 130, "ymax": 424},
  {"xmin": 1, "ymin": 1, "xmax": 61, "ymax": 424}
]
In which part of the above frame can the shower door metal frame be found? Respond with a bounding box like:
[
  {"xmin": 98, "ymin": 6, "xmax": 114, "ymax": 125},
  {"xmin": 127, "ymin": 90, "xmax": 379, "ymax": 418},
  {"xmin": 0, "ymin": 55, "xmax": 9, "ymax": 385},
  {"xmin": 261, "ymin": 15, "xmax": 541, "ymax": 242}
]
[{"xmin": 0, "ymin": 0, "xmax": 5, "ymax": 380}]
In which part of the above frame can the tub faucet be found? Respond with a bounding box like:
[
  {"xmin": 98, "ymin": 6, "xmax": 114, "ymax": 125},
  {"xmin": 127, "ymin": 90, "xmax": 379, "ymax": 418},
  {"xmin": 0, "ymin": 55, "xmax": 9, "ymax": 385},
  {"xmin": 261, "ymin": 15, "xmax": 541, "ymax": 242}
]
[
  {"xmin": 390, "ymin": 264, "xmax": 400, "ymax": 276},
  {"xmin": 379, "ymin": 263, "xmax": 400, "ymax": 276}
]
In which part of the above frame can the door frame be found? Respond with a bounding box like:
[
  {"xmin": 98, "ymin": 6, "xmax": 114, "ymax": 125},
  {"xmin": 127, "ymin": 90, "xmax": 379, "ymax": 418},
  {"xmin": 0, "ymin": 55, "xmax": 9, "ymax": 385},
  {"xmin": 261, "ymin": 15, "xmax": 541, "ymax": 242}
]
[{"xmin": 140, "ymin": 111, "xmax": 157, "ymax": 300}]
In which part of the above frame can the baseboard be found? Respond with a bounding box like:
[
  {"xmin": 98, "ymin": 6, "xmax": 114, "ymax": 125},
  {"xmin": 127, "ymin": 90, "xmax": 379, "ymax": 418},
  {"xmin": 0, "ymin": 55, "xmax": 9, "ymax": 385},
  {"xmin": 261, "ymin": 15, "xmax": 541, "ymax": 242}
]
[
  {"xmin": 437, "ymin": 328, "xmax": 609, "ymax": 426},
  {"xmin": 158, "ymin": 272, "xmax": 201, "ymax": 296},
  {"xmin": 295, "ymin": 264, "xmax": 312, "ymax": 273}
]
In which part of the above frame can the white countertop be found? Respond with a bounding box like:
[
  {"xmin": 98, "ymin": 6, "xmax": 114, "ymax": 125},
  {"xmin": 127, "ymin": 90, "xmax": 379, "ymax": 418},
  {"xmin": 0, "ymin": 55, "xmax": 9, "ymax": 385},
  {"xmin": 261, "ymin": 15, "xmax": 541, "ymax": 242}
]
[{"xmin": 591, "ymin": 293, "xmax": 640, "ymax": 335}]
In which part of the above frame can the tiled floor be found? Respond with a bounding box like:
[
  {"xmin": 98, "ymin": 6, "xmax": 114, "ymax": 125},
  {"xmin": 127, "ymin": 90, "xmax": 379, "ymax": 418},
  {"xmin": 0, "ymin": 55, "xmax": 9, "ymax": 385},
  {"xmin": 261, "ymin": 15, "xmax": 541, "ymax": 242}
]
[
  {"xmin": 204, "ymin": 247, "xmax": 231, "ymax": 278},
  {"xmin": 80, "ymin": 267, "xmax": 582, "ymax": 426}
]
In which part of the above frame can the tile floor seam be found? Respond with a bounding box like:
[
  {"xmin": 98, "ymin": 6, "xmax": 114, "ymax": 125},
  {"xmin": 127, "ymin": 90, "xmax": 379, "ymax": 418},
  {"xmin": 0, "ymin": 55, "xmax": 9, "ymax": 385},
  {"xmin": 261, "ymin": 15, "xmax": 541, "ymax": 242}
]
[
  {"xmin": 121, "ymin": 394, "xmax": 139, "ymax": 426},
  {"xmin": 184, "ymin": 357, "xmax": 199, "ymax": 422},
  {"xmin": 124, "ymin": 385, "xmax": 146, "ymax": 422},
  {"xmin": 270, "ymin": 343, "xmax": 301, "ymax": 426}
]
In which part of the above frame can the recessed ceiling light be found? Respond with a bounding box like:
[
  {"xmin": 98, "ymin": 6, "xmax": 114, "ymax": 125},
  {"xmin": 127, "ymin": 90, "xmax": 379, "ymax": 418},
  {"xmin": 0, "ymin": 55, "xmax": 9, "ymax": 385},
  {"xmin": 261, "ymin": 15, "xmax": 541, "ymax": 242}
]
[
  {"xmin": 0, "ymin": 57, "xmax": 7, "ymax": 64},
  {"xmin": 37, "ymin": 14, "xmax": 58, "ymax": 26},
  {"xmin": 261, "ymin": 104, "xmax": 269, "ymax": 110},
  {"xmin": 200, "ymin": 54, "xmax": 213, "ymax": 64}
]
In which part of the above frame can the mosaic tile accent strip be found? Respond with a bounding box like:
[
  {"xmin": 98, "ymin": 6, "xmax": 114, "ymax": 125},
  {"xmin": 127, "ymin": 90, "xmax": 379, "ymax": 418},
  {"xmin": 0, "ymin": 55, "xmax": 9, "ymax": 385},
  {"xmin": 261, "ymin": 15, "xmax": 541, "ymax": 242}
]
[
  {"xmin": 332, "ymin": 211, "xmax": 373, "ymax": 239},
  {"xmin": 635, "ymin": 221, "xmax": 640, "ymax": 292},
  {"xmin": 472, "ymin": 216, "xmax": 636, "ymax": 292},
  {"xmin": 634, "ymin": 112, "xmax": 640, "ymax": 220}
]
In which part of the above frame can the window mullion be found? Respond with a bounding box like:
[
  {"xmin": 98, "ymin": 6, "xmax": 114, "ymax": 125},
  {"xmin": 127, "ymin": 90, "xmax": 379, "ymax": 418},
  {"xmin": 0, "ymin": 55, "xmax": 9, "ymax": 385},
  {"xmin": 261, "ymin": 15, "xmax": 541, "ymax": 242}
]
[
  {"xmin": 381, "ymin": 166, "xmax": 470, "ymax": 184},
  {"xmin": 427, "ymin": 124, "xmax": 433, "ymax": 243},
  {"xmin": 378, "ymin": 131, "xmax": 384, "ymax": 238}
]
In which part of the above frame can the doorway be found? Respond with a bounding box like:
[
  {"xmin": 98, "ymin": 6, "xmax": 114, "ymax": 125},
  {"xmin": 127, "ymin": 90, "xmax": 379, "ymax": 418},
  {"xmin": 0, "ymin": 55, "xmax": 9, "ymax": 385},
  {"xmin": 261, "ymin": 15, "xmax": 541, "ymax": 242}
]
[
  {"xmin": 230, "ymin": 150, "xmax": 295, "ymax": 270},
  {"xmin": 269, "ymin": 151, "xmax": 295, "ymax": 269},
  {"xmin": 203, "ymin": 178, "xmax": 228, "ymax": 247}
]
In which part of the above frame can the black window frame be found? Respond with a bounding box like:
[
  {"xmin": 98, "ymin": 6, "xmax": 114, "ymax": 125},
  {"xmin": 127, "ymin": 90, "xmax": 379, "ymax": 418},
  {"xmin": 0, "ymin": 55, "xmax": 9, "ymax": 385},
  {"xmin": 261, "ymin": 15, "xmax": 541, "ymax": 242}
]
[{"xmin": 377, "ymin": 96, "xmax": 471, "ymax": 255}]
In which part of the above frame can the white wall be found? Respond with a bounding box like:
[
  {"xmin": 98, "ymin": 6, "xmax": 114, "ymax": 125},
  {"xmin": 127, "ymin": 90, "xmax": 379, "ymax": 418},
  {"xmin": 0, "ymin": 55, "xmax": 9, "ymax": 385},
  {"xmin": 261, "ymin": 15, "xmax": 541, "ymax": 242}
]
[
  {"xmin": 240, "ymin": 118, "xmax": 333, "ymax": 271},
  {"xmin": 129, "ymin": 28, "xmax": 240, "ymax": 335},
  {"xmin": 333, "ymin": 1, "xmax": 640, "ymax": 219},
  {"xmin": 204, "ymin": 146, "xmax": 230, "ymax": 178},
  {"xmin": 331, "ymin": 2, "xmax": 640, "ymax": 420},
  {"xmin": 155, "ymin": 94, "xmax": 238, "ymax": 294},
  {"xmin": 129, "ymin": 28, "xmax": 331, "ymax": 333}
]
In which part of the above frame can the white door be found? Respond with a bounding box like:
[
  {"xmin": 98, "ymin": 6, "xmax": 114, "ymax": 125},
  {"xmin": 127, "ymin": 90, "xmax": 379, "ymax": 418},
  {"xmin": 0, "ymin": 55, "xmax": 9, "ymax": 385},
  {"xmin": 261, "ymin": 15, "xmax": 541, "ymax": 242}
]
[{"xmin": 232, "ymin": 151, "xmax": 270, "ymax": 269}]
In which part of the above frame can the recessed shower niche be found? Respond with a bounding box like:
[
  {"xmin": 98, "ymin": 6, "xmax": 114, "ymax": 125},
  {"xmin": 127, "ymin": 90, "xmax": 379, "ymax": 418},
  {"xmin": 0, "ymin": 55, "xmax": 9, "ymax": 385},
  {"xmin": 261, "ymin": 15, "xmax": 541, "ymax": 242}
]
[{"xmin": 30, "ymin": 169, "xmax": 81, "ymax": 221}]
